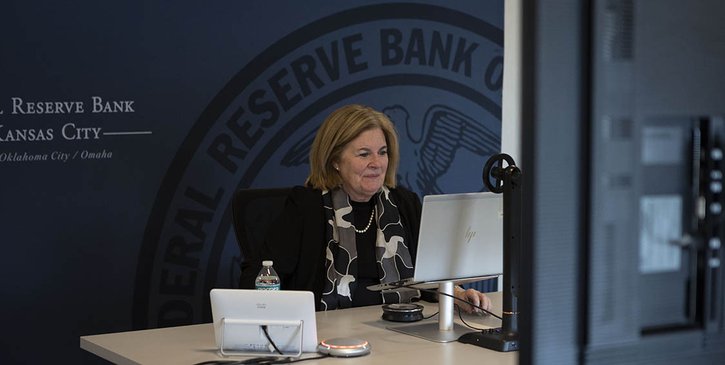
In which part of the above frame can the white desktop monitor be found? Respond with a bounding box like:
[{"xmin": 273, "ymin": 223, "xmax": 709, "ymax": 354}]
[{"xmin": 413, "ymin": 192, "xmax": 504, "ymax": 283}]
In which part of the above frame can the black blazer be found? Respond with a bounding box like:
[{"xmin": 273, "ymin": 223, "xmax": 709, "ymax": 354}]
[{"xmin": 239, "ymin": 185, "xmax": 422, "ymax": 310}]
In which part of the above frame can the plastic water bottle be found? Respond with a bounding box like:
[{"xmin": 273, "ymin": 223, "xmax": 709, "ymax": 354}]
[{"xmin": 255, "ymin": 260, "xmax": 281, "ymax": 290}]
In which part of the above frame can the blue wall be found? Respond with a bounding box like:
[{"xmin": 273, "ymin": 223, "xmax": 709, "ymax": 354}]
[{"xmin": 0, "ymin": 1, "xmax": 503, "ymax": 362}]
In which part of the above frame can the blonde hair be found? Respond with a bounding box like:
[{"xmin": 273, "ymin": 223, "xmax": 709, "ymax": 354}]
[{"xmin": 306, "ymin": 104, "xmax": 399, "ymax": 190}]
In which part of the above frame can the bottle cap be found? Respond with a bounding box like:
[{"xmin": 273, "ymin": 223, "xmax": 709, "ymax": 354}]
[{"xmin": 262, "ymin": 260, "xmax": 273, "ymax": 266}]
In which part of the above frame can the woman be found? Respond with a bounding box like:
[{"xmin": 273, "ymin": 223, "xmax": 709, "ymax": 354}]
[{"xmin": 241, "ymin": 104, "xmax": 490, "ymax": 312}]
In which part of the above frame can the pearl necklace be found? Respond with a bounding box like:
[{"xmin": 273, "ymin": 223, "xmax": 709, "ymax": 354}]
[{"xmin": 354, "ymin": 206, "xmax": 376, "ymax": 234}]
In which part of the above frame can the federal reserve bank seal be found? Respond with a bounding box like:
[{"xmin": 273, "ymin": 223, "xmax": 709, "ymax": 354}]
[{"xmin": 133, "ymin": 3, "xmax": 503, "ymax": 329}]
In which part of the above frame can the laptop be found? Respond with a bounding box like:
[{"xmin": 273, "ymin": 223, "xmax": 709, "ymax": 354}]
[
  {"xmin": 414, "ymin": 192, "xmax": 504, "ymax": 282},
  {"xmin": 209, "ymin": 289, "xmax": 318, "ymax": 356},
  {"xmin": 369, "ymin": 192, "xmax": 503, "ymax": 290}
]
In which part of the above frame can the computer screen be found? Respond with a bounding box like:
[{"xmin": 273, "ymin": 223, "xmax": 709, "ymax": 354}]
[
  {"xmin": 386, "ymin": 192, "xmax": 505, "ymax": 344},
  {"xmin": 414, "ymin": 192, "xmax": 503, "ymax": 283},
  {"xmin": 519, "ymin": 0, "xmax": 725, "ymax": 364}
]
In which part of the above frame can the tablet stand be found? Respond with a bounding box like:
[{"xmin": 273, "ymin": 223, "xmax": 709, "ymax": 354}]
[
  {"xmin": 458, "ymin": 153, "xmax": 521, "ymax": 352},
  {"xmin": 219, "ymin": 318, "xmax": 305, "ymax": 357}
]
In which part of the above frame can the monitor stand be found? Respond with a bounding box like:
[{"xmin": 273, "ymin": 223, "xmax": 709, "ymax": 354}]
[
  {"xmin": 456, "ymin": 153, "xmax": 520, "ymax": 352},
  {"xmin": 387, "ymin": 281, "xmax": 470, "ymax": 342}
]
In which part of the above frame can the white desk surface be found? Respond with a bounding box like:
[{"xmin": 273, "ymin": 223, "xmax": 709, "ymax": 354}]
[{"xmin": 81, "ymin": 291, "xmax": 517, "ymax": 365}]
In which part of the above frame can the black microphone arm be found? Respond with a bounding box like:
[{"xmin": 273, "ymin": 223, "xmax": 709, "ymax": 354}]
[{"xmin": 458, "ymin": 153, "xmax": 521, "ymax": 352}]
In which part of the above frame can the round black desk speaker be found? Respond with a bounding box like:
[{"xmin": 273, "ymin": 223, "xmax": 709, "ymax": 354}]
[
  {"xmin": 317, "ymin": 338, "xmax": 371, "ymax": 357},
  {"xmin": 381, "ymin": 303, "xmax": 424, "ymax": 322}
]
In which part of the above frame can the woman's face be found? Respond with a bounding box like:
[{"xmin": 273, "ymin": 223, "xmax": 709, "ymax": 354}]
[{"xmin": 335, "ymin": 128, "xmax": 389, "ymax": 202}]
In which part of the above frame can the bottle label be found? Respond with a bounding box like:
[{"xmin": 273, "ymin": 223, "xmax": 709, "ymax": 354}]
[
  {"xmin": 255, "ymin": 282, "xmax": 281, "ymax": 290},
  {"xmin": 255, "ymin": 275, "xmax": 281, "ymax": 290}
]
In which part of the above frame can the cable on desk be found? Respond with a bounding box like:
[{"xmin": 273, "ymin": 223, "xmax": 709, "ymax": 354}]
[
  {"xmin": 271, "ymin": 355, "xmax": 331, "ymax": 363},
  {"xmin": 456, "ymin": 306, "xmax": 487, "ymax": 331},
  {"xmin": 261, "ymin": 325, "xmax": 284, "ymax": 355},
  {"xmin": 193, "ymin": 358, "xmax": 275, "ymax": 365},
  {"xmin": 194, "ymin": 326, "xmax": 330, "ymax": 365},
  {"xmin": 193, "ymin": 354, "xmax": 330, "ymax": 365},
  {"xmin": 389, "ymin": 282, "xmax": 503, "ymax": 321}
]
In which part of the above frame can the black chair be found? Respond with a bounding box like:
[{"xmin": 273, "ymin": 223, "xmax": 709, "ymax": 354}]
[{"xmin": 231, "ymin": 187, "xmax": 292, "ymax": 286}]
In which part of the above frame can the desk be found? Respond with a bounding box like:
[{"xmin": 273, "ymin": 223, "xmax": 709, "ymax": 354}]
[{"xmin": 81, "ymin": 292, "xmax": 517, "ymax": 364}]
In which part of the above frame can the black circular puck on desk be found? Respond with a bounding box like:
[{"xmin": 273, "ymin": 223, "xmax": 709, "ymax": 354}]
[
  {"xmin": 381, "ymin": 303, "xmax": 425, "ymax": 322},
  {"xmin": 317, "ymin": 338, "xmax": 371, "ymax": 357}
]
